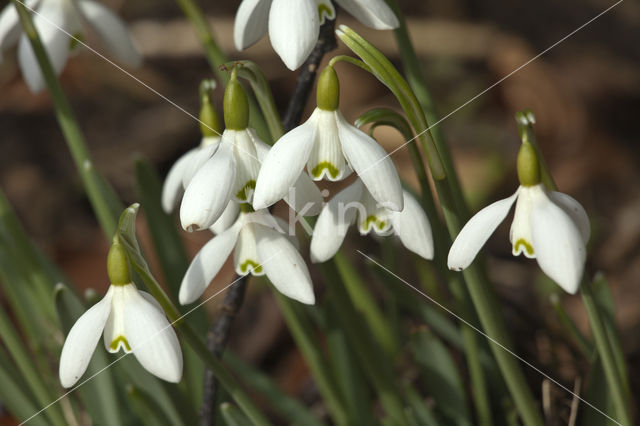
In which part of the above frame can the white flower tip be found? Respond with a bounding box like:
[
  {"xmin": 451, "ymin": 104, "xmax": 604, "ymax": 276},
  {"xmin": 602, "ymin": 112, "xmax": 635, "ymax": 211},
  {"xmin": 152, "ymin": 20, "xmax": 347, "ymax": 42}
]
[
  {"xmin": 252, "ymin": 196, "xmax": 269, "ymax": 211},
  {"xmin": 293, "ymin": 289, "xmax": 315, "ymax": 305},
  {"xmin": 59, "ymin": 371, "xmax": 79, "ymax": 389}
]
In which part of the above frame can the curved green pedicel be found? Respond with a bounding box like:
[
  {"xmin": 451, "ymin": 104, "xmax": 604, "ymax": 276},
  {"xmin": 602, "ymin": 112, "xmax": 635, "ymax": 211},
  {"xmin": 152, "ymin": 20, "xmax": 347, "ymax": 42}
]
[
  {"xmin": 110, "ymin": 335, "xmax": 132, "ymax": 352},
  {"xmin": 517, "ymin": 142, "xmax": 541, "ymax": 187},
  {"xmin": 107, "ymin": 242, "xmax": 132, "ymax": 286},
  {"xmin": 361, "ymin": 215, "xmax": 387, "ymax": 232},
  {"xmin": 311, "ymin": 162, "xmax": 340, "ymax": 179},
  {"xmin": 316, "ymin": 66, "xmax": 340, "ymax": 111},
  {"xmin": 236, "ymin": 180, "xmax": 256, "ymax": 201},
  {"xmin": 239, "ymin": 260, "xmax": 262, "ymax": 274},
  {"xmin": 514, "ymin": 239, "xmax": 534, "ymax": 257}
]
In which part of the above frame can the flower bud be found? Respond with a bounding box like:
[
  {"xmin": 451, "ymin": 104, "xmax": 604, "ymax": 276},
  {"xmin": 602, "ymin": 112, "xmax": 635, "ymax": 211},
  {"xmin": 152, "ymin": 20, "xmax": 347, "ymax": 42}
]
[
  {"xmin": 223, "ymin": 71, "xmax": 250, "ymax": 130},
  {"xmin": 517, "ymin": 142, "xmax": 541, "ymax": 187},
  {"xmin": 199, "ymin": 96, "xmax": 222, "ymax": 138},
  {"xmin": 316, "ymin": 66, "xmax": 340, "ymax": 111},
  {"xmin": 107, "ymin": 242, "xmax": 131, "ymax": 286}
]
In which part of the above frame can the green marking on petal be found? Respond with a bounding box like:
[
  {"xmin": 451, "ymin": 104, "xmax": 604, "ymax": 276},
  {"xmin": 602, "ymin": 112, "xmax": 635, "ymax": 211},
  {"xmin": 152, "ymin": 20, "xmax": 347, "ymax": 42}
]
[
  {"xmin": 110, "ymin": 336, "xmax": 131, "ymax": 352},
  {"xmin": 69, "ymin": 32, "xmax": 84, "ymax": 50},
  {"xmin": 317, "ymin": 4, "xmax": 335, "ymax": 21},
  {"xmin": 239, "ymin": 259, "xmax": 262, "ymax": 274},
  {"xmin": 311, "ymin": 162, "xmax": 340, "ymax": 179},
  {"xmin": 362, "ymin": 215, "xmax": 387, "ymax": 232},
  {"xmin": 236, "ymin": 180, "xmax": 256, "ymax": 201},
  {"xmin": 514, "ymin": 239, "xmax": 534, "ymax": 256}
]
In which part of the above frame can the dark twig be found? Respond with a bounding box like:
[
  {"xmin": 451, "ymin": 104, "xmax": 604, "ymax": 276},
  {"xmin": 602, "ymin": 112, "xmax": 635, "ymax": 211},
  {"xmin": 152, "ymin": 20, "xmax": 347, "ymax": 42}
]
[
  {"xmin": 282, "ymin": 16, "xmax": 338, "ymax": 131},
  {"xmin": 199, "ymin": 13, "xmax": 338, "ymax": 426},
  {"xmin": 200, "ymin": 277, "xmax": 248, "ymax": 426}
]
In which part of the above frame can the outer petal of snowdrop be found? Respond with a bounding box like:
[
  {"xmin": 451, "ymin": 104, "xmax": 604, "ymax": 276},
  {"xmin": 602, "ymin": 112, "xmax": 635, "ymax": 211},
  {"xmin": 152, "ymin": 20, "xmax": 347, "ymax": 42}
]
[
  {"xmin": 337, "ymin": 111, "xmax": 403, "ymax": 211},
  {"xmin": 59, "ymin": 287, "xmax": 113, "ymax": 388},
  {"xmin": 548, "ymin": 191, "xmax": 590, "ymax": 244},
  {"xmin": 253, "ymin": 120, "xmax": 316, "ymax": 210},
  {"xmin": 390, "ymin": 191, "xmax": 434, "ymax": 260},
  {"xmin": 79, "ymin": 0, "xmax": 141, "ymax": 66},
  {"xmin": 123, "ymin": 287, "xmax": 183, "ymax": 383},
  {"xmin": 256, "ymin": 225, "xmax": 315, "ymax": 304},
  {"xmin": 310, "ymin": 180, "xmax": 363, "ymax": 263},
  {"xmin": 336, "ymin": 0, "xmax": 399, "ymax": 30},
  {"xmin": 209, "ymin": 201, "xmax": 240, "ymax": 235},
  {"xmin": 448, "ymin": 190, "xmax": 520, "ymax": 271},
  {"xmin": 268, "ymin": 0, "xmax": 318, "ymax": 70},
  {"xmin": 234, "ymin": 0, "xmax": 271, "ymax": 50},
  {"xmin": 180, "ymin": 142, "xmax": 236, "ymax": 231},
  {"xmin": 530, "ymin": 193, "xmax": 586, "ymax": 294},
  {"xmin": 161, "ymin": 148, "xmax": 198, "ymax": 213},
  {"xmin": 179, "ymin": 224, "xmax": 241, "ymax": 305}
]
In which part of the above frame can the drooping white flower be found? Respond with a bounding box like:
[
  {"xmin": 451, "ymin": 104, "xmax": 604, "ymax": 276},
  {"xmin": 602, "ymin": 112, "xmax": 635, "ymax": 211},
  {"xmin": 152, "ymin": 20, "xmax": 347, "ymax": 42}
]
[
  {"xmin": 179, "ymin": 128, "xmax": 323, "ymax": 232},
  {"xmin": 310, "ymin": 179, "xmax": 433, "ymax": 262},
  {"xmin": 59, "ymin": 244, "xmax": 182, "ymax": 388},
  {"xmin": 254, "ymin": 66, "xmax": 403, "ymax": 213},
  {"xmin": 0, "ymin": 0, "xmax": 141, "ymax": 92},
  {"xmin": 179, "ymin": 210, "xmax": 315, "ymax": 305},
  {"xmin": 447, "ymin": 144, "xmax": 590, "ymax": 294},
  {"xmin": 234, "ymin": 0, "xmax": 399, "ymax": 70}
]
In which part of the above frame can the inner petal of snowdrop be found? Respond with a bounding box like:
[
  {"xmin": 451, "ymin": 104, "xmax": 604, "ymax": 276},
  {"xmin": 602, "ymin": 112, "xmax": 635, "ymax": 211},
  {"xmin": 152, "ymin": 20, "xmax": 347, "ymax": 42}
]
[
  {"xmin": 316, "ymin": 0, "xmax": 336, "ymax": 23},
  {"xmin": 231, "ymin": 130, "xmax": 261, "ymax": 202},
  {"xmin": 510, "ymin": 186, "xmax": 537, "ymax": 258},
  {"xmin": 103, "ymin": 284, "xmax": 135, "ymax": 353},
  {"xmin": 233, "ymin": 222, "xmax": 264, "ymax": 275},
  {"xmin": 307, "ymin": 110, "xmax": 349, "ymax": 181},
  {"xmin": 358, "ymin": 188, "xmax": 391, "ymax": 234}
]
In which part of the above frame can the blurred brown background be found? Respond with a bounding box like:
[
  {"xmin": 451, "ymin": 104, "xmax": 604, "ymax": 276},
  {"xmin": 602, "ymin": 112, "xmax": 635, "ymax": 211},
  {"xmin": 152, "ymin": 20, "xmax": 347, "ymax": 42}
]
[{"xmin": 0, "ymin": 0, "xmax": 639, "ymax": 419}]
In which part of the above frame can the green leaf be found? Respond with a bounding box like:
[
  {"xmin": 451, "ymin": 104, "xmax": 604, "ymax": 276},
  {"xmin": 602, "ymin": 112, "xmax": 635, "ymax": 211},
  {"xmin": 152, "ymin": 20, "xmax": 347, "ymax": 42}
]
[
  {"xmin": 412, "ymin": 331, "xmax": 471, "ymax": 426},
  {"xmin": 220, "ymin": 402, "xmax": 254, "ymax": 426},
  {"xmin": 126, "ymin": 384, "xmax": 173, "ymax": 426},
  {"xmin": 224, "ymin": 352, "xmax": 324, "ymax": 426},
  {"xmin": 0, "ymin": 347, "xmax": 47, "ymax": 426},
  {"xmin": 54, "ymin": 283, "xmax": 125, "ymax": 426},
  {"xmin": 404, "ymin": 385, "xmax": 440, "ymax": 426}
]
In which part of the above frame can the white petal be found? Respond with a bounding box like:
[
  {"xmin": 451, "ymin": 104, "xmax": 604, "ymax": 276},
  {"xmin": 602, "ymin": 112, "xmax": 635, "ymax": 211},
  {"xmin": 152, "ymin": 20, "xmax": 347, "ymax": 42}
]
[
  {"xmin": 390, "ymin": 191, "xmax": 434, "ymax": 260},
  {"xmin": 307, "ymin": 109, "xmax": 351, "ymax": 181},
  {"xmin": 78, "ymin": 0, "xmax": 141, "ymax": 67},
  {"xmin": 59, "ymin": 287, "xmax": 113, "ymax": 388},
  {"xmin": 209, "ymin": 201, "xmax": 240, "ymax": 235},
  {"xmin": 181, "ymin": 139, "xmax": 219, "ymax": 189},
  {"xmin": 17, "ymin": 1, "xmax": 71, "ymax": 93},
  {"xmin": 447, "ymin": 190, "xmax": 519, "ymax": 271},
  {"xmin": 103, "ymin": 285, "xmax": 131, "ymax": 353},
  {"xmin": 253, "ymin": 119, "xmax": 316, "ymax": 210},
  {"xmin": 337, "ymin": 111, "xmax": 403, "ymax": 211},
  {"xmin": 233, "ymin": 223, "xmax": 264, "ymax": 276},
  {"xmin": 316, "ymin": 0, "xmax": 336, "ymax": 24},
  {"xmin": 336, "ymin": 0, "xmax": 399, "ymax": 29},
  {"xmin": 234, "ymin": 0, "xmax": 271, "ymax": 50},
  {"xmin": 123, "ymin": 286, "xmax": 183, "ymax": 383},
  {"xmin": 285, "ymin": 172, "xmax": 324, "ymax": 216},
  {"xmin": 230, "ymin": 129, "xmax": 261, "ymax": 203},
  {"xmin": 256, "ymin": 224, "xmax": 315, "ymax": 304},
  {"xmin": 357, "ymin": 186, "xmax": 392, "ymax": 235},
  {"xmin": 180, "ymin": 141, "xmax": 236, "ymax": 231},
  {"xmin": 310, "ymin": 180, "xmax": 363, "ymax": 263},
  {"xmin": 161, "ymin": 148, "xmax": 197, "ymax": 213},
  {"xmin": 530, "ymin": 191, "xmax": 586, "ymax": 294},
  {"xmin": 0, "ymin": 0, "xmax": 33, "ymax": 57},
  {"xmin": 179, "ymin": 224, "xmax": 241, "ymax": 305},
  {"xmin": 510, "ymin": 187, "xmax": 536, "ymax": 258},
  {"xmin": 268, "ymin": 0, "xmax": 318, "ymax": 70},
  {"xmin": 548, "ymin": 191, "xmax": 590, "ymax": 244}
]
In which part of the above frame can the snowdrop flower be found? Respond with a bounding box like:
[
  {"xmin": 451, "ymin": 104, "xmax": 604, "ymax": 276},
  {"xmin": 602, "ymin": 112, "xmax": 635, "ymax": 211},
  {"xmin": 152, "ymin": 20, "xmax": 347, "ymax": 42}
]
[
  {"xmin": 235, "ymin": 0, "xmax": 399, "ymax": 70},
  {"xmin": 0, "ymin": 0, "xmax": 141, "ymax": 92},
  {"xmin": 254, "ymin": 66, "xmax": 403, "ymax": 213},
  {"xmin": 59, "ymin": 242, "xmax": 182, "ymax": 388},
  {"xmin": 179, "ymin": 209, "xmax": 315, "ymax": 305},
  {"xmin": 311, "ymin": 178, "xmax": 433, "ymax": 262},
  {"xmin": 180, "ymin": 72, "xmax": 323, "ymax": 231},
  {"xmin": 448, "ymin": 143, "xmax": 590, "ymax": 294}
]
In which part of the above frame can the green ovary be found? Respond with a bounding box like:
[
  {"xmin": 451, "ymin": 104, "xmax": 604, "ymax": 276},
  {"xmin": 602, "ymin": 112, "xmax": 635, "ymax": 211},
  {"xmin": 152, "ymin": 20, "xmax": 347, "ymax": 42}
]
[
  {"xmin": 236, "ymin": 180, "xmax": 256, "ymax": 201},
  {"xmin": 311, "ymin": 162, "xmax": 339, "ymax": 179},
  {"xmin": 514, "ymin": 239, "xmax": 534, "ymax": 256},
  {"xmin": 110, "ymin": 336, "xmax": 131, "ymax": 352},
  {"xmin": 239, "ymin": 259, "xmax": 262, "ymax": 274}
]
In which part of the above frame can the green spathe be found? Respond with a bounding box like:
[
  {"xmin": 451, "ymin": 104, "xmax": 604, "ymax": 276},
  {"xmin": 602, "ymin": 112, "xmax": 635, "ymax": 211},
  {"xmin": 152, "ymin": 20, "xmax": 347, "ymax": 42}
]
[
  {"xmin": 224, "ymin": 72, "xmax": 250, "ymax": 130},
  {"xmin": 317, "ymin": 66, "xmax": 340, "ymax": 111},
  {"xmin": 107, "ymin": 242, "xmax": 131, "ymax": 286},
  {"xmin": 517, "ymin": 142, "xmax": 540, "ymax": 187}
]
